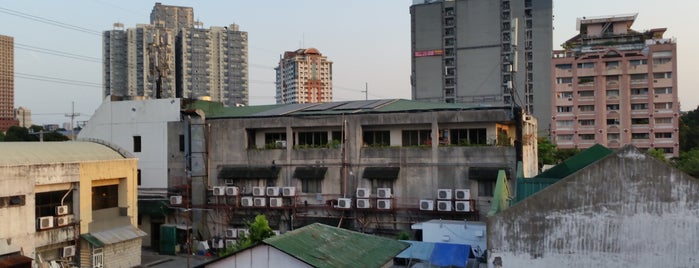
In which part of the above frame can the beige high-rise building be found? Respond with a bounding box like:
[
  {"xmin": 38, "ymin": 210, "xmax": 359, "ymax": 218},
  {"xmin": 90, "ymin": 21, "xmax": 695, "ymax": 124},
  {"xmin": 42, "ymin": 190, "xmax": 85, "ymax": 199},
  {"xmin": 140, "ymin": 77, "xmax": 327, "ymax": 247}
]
[
  {"xmin": 275, "ymin": 48, "xmax": 333, "ymax": 104},
  {"xmin": 14, "ymin": 106, "xmax": 32, "ymax": 128},
  {"xmin": 551, "ymin": 14, "xmax": 679, "ymax": 156},
  {"xmin": 0, "ymin": 34, "xmax": 18, "ymax": 131}
]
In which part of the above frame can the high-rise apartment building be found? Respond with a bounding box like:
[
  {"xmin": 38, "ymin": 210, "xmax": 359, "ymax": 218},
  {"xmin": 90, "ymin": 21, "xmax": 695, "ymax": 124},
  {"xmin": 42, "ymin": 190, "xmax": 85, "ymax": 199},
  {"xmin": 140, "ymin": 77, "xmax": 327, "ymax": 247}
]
[
  {"xmin": 0, "ymin": 34, "xmax": 18, "ymax": 131},
  {"xmin": 275, "ymin": 48, "xmax": 333, "ymax": 104},
  {"xmin": 551, "ymin": 14, "xmax": 679, "ymax": 156},
  {"xmin": 410, "ymin": 0, "xmax": 552, "ymax": 133},
  {"xmin": 103, "ymin": 3, "xmax": 248, "ymax": 107},
  {"xmin": 14, "ymin": 106, "xmax": 32, "ymax": 128}
]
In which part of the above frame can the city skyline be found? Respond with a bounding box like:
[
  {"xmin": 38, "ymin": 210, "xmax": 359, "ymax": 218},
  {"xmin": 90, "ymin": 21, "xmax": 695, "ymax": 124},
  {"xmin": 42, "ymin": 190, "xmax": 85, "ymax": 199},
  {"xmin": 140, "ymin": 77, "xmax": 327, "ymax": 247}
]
[{"xmin": 0, "ymin": 0, "xmax": 696, "ymax": 125}]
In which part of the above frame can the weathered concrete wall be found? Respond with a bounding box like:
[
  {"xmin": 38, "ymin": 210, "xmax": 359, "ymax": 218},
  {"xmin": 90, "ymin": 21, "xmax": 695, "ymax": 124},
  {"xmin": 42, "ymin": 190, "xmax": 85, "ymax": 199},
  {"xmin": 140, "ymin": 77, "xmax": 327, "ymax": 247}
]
[
  {"xmin": 488, "ymin": 146, "xmax": 699, "ymax": 267},
  {"xmin": 102, "ymin": 238, "xmax": 142, "ymax": 268}
]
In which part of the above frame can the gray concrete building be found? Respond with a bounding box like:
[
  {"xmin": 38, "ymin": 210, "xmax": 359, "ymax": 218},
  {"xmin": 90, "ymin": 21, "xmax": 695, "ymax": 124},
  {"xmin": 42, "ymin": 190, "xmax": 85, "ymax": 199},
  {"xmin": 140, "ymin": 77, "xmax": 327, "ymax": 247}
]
[
  {"xmin": 103, "ymin": 3, "xmax": 248, "ymax": 107},
  {"xmin": 410, "ymin": 0, "xmax": 552, "ymax": 135},
  {"xmin": 488, "ymin": 145, "xmax": 699, "ymax": 267}
]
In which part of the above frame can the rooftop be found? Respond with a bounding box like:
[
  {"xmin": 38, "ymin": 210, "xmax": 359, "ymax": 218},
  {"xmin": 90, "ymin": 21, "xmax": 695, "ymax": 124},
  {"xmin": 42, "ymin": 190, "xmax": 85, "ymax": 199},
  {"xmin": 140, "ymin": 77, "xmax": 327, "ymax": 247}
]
[{"xmin": 0, "ymin": 141, "xmax": 132, "ymax": 166}]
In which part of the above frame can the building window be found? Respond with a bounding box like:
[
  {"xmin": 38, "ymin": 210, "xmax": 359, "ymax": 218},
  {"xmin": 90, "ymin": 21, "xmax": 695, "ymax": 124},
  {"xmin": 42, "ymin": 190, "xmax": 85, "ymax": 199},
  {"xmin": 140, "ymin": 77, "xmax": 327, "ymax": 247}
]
[
  {"xmin": 297, "ymin": 131, "xmax": 328, "ymax": 147},
  {"xmin": 557, "ymin": 92, "xmax": 573, "ymax": 99},
  {"xmin": 264, "ymin": 132, "xmax": 287, "ymax": 149},
  {"xmin": 179, "ymin": 135, "xmax": 185, "ymax": 152},
  {"xmin": 630, "ymin": 74, "xmax": 648, "ymax": 84},
  {"xmin": 36, "ymin": 191, "xmax": 72, "ymax": 217},
  {"xmin": 631, "ymin": 103, "xmax": 649, "ymax": 110},
  {"xmin": 607, "ymin": 133, "xmax": 620, "ymax": 140},
  {"xmin": 302, "ymin": 179, "xmax": 322, "ymax": 194},
  {"xmin": 629, "ymin": 59, "xmax": 648, "ymax": 67},
  {"xmin": 557, "ymin": 134, "xmax": 574, "ymax": 141},
  {"xmin": 631, "ymin": 118, "xmax": 649, "ymax": 125},
  {"xmin": 631, "ymin": 88, "xmax": 649, "ymax": 96},
  {"xmin": 556, "ymin": 77, "xmax": 573, "ymax": 84},
  {"xmin": 659, "ymin": 147, "xmax": 674, "ymax": 154},
  {"xmin": 606, "ymin": 90, "xmax": 619, "ymax": 97},
  {"xmin": 654, "ymin": 87, "xmax": 672, "ymax": 94},
  {"xmin": 653, "ymin": 72, "xmax": 672, "ymax": 79},
  {"xmin": 607, "ymin": 104, "xmax": 620, "ymax": 111},
  {"xmin": 653, "ymin": 57, "xmax": 672, "ymax": 65},
  {"xmin": 605, "ymin": 61, "xmax": 620, "ymax": 69},
  {"xmin": 631, "ymin": 133, "xmax": 650, "ymax": 140},
  {"xmin": 402, "ymin": 130, "xmax": 431, "ymax": 146},
  {"xmin": 133, "ymin": 136, "xmax": 141, "ymax": 152},
  {"xmin": 578, "ymin": 105, "xmax": 595, "ymax": 112},
  {"xmin": 555, "ymin": 64, "xmax": 572, "ymax": 70},
  {"xmin": 654, "ymin": 102, "xmax": 673, "ymax": 110},
  {"xmin": 579, "ymin": 134, "xmax": 595, "ymax": 140},
  {"xmin": 137, "ymin": 169, "xmax": 142, "ymax": 186},
  {"xmin": 655, "ymin": 117, "xmax": 672, "ymax": 124},
  {"xmin": 606, "ymin": 118, "xmax": 620, "ymax": 125},
  {"xmin": 578, "ymin": 119, "xmax": 595, "ymax": 126},
  {"xmin": 2, "ymin": 195, "xmax": 26, "ymax": 207},
  {"xmin": 469, "ymin": 167, "xmax": 508, "ymax": 197},
  {"xmin": 577, "ymin": 62, "xmax": 595, "ymax": 69},
  {"xmin": 450, "ymin": 128, "xmax": 487, "ymax": 146},
  {"xmin": 577, "ymin": 76, "xmax": 594, "ymax": 85},
  {"xmin": 478, "ymin": 181, "xmax": 495, "ymax": 197},
  {"xmin": 655, "ymin": 132, "xmax": 672, "ymax": 139},
  {"xmin": 556, "ymin": 106, "xmax": 572, "ymax": 113},
  {"xmin": 556, "ymin": 120, "xmax": 573, "ymax": 127},
  {"xmin": 578, "ymin": 90, "xmax": 594, "ymax": 97},
  {"xmin": 363, "ymin": 131, "xmax": 390, "ymax": 147},
  {"xmin": 92, "ymin": 185, "xmax": 119, "ymax": 210}
]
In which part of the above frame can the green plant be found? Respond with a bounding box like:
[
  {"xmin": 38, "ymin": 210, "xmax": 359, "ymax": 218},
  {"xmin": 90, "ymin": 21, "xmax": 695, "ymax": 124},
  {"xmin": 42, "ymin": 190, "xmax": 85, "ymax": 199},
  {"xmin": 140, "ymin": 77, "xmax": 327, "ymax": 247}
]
[{"xmin": 396, "ymin": 231, "xmax": 411, "ymax": 240}]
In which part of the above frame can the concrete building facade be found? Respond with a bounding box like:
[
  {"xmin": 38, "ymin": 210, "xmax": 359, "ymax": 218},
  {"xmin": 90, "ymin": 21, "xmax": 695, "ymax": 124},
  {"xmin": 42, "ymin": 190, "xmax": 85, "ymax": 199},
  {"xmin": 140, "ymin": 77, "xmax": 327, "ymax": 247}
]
[
  {"xmin": 275, "ymin": 48, "xmax": 333, "ymax": 104},
  {"xmin": 14, "ymin": 107, "xmax": 32, "ymax": 128},
  {"xmin": 410, "ymin": 0, "xmax": 552, "ymax": 134},
  {"xmin": 0, "ymin": 34, "xmax": 18, "ymax": 131},
  {"xmin": 551, "ymin": 14, "xmax": 679, "ymax": 157},
  {"xmin": 103, "ymin": 3, "xmax": 248, "ymax": 107},
  {"xmin": 0, "ymin": 142, "xmax": 143, "ymax": 268},
  {"xmin": 488, "ymin": 145, "xmax": 699, "ymax": 267}
]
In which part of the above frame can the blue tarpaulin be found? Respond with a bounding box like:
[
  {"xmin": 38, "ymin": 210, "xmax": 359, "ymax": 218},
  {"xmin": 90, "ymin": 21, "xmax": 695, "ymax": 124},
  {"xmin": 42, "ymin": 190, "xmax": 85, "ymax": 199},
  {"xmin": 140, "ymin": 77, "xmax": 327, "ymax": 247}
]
[{"xmin": 429, "ymin": 243, "xmax": 471, "ymax": 267}]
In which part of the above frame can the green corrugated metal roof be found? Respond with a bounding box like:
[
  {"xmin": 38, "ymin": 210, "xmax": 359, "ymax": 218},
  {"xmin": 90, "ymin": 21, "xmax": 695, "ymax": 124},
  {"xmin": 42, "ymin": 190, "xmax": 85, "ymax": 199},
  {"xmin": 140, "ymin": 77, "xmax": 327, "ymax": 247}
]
[
  {"xmin": 81, "ymin": 233, "xmax": 105, "ymax": 247},
  {"xmin": 264, "ymin": 223, "xmax": 409, "ymax": 268},
  {"xmin": 374, "ymin": 99, "xmax": 475, "ymax": 112},
  {"xmin": 534, "ymin": 144, "xmax": 613, "ymax": 179},
  {"xmin": 0, "ymin": 141, "xmax": 130, "ymax": 166}
]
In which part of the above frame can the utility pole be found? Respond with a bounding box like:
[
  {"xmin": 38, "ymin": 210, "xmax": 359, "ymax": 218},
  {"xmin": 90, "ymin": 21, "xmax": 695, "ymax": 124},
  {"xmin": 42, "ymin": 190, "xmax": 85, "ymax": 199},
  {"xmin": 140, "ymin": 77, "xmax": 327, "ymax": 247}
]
[
  {"xmin": 361, "ymin": 82, "xmax": 368, "ymax": 101},
  {"xmin": 65, "ymin": 101, "xmax": 80, "ymax": 140}
]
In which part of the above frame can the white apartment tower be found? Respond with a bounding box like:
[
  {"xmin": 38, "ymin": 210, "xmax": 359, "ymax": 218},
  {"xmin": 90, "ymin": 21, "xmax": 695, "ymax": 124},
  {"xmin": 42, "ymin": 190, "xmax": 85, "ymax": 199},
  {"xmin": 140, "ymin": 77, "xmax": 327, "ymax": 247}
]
[{"xmin": 275, "ymin": 48, "xmax": 333, "ymax": 104}]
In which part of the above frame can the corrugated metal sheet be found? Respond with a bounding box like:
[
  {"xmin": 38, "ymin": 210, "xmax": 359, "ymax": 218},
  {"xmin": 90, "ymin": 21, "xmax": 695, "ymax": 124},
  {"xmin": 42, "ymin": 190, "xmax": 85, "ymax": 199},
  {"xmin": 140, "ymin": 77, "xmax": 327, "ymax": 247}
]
[
  {"xmin": 534, "ymin": 144, "xmax": 612, "ymax": 179},
  {"xmin": 264, "ymin": 223, "xmax": 409, "ymax": 268},
  {"xmin": 90, "ymin": 225, "xmax": 147, "ymax": 245},
  {"xmin": 514, "ymin": 177, "xmax": 560, "ymax": 204},
  {"xmin": 0, "ymin": 141, "xmax": 130, "ymax": 166}
]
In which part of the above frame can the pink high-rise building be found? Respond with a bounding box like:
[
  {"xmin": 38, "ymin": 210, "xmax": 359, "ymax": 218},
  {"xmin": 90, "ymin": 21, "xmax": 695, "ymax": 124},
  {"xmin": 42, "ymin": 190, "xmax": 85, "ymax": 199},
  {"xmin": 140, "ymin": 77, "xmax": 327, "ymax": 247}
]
[
  {"xmin": 0, "ymin": 34, "xmax": 19, "ymax": 131},
  {"xmin": 551, "ymin": 14, "xmax": 679, "ymax": 157}
]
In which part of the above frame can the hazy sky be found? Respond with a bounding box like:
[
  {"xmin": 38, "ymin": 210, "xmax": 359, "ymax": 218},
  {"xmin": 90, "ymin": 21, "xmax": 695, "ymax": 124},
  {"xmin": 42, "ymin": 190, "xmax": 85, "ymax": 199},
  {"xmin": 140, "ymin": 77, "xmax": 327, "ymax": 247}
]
[{"xmin": 0, "ymin": 0, "xmax": 696, "ymax": 125}]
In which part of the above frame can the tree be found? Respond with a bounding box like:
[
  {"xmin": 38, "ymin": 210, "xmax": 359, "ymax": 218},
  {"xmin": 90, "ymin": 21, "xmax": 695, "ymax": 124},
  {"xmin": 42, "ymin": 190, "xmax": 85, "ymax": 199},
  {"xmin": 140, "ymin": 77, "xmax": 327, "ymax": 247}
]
[
  {"xmin": 537, "ymin": 137, "xmax": 558, "ymax": 169},
  {"xmin": 675, "ymin": 149, "xmax": 699, "ymax": 178},
  {"xmin": 4, "ymin": 126, "xmax": 37, "ymax": 141},
  {"xmin": 219, "ymin": 214, "xmax": 275, "ymax": 256},
  {"xmin": 646, "ymin": 148, "xmax": 669, "ymax": 164},
  {"xmin": 44, "ymin": 131, "xmax": 70, "ymax": 141},
  {"xmin": 679, "ymin": 106, "xmax": 699, "ymax": 152}
]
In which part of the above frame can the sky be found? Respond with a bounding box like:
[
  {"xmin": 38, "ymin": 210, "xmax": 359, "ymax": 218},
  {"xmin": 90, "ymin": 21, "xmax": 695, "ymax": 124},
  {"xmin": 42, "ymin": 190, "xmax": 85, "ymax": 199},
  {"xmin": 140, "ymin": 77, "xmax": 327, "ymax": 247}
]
[{"xmin": 0, "ymin": 0, "xmax": 696, "ymax": 125}]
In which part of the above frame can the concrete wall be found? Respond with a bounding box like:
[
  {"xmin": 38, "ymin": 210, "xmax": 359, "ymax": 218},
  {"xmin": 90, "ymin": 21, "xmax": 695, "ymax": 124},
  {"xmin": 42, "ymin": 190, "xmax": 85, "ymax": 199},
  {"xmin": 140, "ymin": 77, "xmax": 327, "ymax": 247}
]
[
  {"xmin": 208, "ymin": 245, "xmax": 309, "ymax": 268},
  {"xmin": 103, "ymin": 238, "xmax": 143, "ymax": 268},
  {"xmin": 488, "ymin": 146, "xmax": 699, "ymax": 267}
]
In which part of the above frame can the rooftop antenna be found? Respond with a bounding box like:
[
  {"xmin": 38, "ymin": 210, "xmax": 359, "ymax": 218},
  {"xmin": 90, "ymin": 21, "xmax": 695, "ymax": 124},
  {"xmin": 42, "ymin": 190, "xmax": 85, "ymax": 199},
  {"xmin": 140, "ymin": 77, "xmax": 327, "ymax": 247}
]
[{"xmin": 65, "ymin": 101, "xmax": 80, "ymax": 140}]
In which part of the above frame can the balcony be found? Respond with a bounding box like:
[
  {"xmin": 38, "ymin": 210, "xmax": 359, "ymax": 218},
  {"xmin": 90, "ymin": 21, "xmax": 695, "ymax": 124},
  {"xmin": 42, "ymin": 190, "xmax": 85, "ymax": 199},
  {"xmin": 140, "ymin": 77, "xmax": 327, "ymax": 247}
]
[
  {"xmin": 628, "ymin": 64, "xmax": 648, "ymax": 73},
  {"xmin": 35, "ymin": 225, "xmax": 76, "ymax": 248}
]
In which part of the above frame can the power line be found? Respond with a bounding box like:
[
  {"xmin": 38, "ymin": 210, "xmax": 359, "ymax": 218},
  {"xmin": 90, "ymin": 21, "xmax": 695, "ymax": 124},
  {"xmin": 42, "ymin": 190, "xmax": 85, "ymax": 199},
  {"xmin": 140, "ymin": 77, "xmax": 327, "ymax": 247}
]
[
  {"xmin": 14, "ymin": 72, "xmax": 101, "ymax": 88},
  {"xmin": 0, "ymin": 7, "xmax": 102, "ymax": 36},
  {"xmin": 15, "ymin": 43, "xmax": 101, "ymax": 63}
]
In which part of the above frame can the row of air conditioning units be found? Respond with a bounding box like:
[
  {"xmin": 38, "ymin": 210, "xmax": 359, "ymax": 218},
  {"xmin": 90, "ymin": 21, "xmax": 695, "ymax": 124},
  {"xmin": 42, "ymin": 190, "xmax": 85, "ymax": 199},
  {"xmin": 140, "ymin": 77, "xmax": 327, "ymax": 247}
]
[
  {"xmin": 37, "ymin": 214, "xmax": 75, "ymax": 230},
  {"xmin": 240, "ymin": 197, "xmax": 286, "ymax": 207},
  {"xmin": 335, "ymin": 198, "xmax": 393, "ymax": 209},
  {"xmin": 436, "ymin": 189, "xmax": 471, "ymax": 200},
  {"xmin": 212, "ymin": 186, "xmax": 297, "ymax": 197},
  {"xmin": 419, "ymin": 199, "xmax": 472, "ymax": 212},
  {"xmin": 355, "ymin": 188, "xmax": 392, "ymax": 198},
  {"xmin": 223, "ymin": 228, "xmax": 281, "ymax": 239}
]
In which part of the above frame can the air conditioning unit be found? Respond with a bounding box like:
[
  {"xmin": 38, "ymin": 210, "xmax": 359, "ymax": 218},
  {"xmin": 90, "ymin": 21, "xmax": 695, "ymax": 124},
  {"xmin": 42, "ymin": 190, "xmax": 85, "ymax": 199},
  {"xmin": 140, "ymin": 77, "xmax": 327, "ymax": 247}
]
[
  {"xmin": 419, "ymin": 200, "xmax": 434, "ymax": 211},
  {"xmin": 437, "ymin": 201, "xmax": 452, "ymax": 211},
  {"xmin": 226, "ymin": 228, "xmax": 237, "ymax": 238},
  {"xmin": 38, "ymin": 216, "xmax": 54, "ymax": 230},
  {"xmin": 56, "ymin": 215, "xmax": 73, "ymax": 226},
  {"xmin": 211, "ymin": 239, "xmax": 223, "ymax": 249},
  {"xmin": 437, "ymin": 189, "xmax": 453, "ymax": 200},
  {"xmin": 213, "ymin": 186, "xmax": 226, "ymax": 196},
  {"xmin": 269, "ymin": 197, "xmax": 283, "ymax": 207},
  {"xmin": 266, "ymin": 187, "xmax": 280, "ymax": 196},
  {"xmin": 241, "ymin": 196, "xmax": 253, "ymax": 207},
  {"xmin": 253, "ymin": 197, "xmax": 266, "ymax": 207},
  {"xmin": 62, "ymin": 245, "xmax": 76, "ymax": 257},
  {"xmin": 356, "ymin": 188, "xmax": 370, "ymax": 198},
  {"xmin": 273, "ymin": 230, "xmax": 281, "ymax": 236},
  {"xmin": 455, "ymin": 201, "xmax": 471, "ymax": 212},
  {"xmin": 356, "ymin": 199, "xmax": 370, "ymax": 209},
  {"xmin": 170, "ymin": 195, "xmax": 182, "ymax": 205},
  {"xmin": 237, "ymin": 229, "xmax": 249, "ymax": 238},
  {"xmin": 55, "ymin": 205, "xmax": 69, "ymax": 215},
  {"xmin": 252, "ymin": 187, "xmax": 265, "ymax": 196},
  {"xmin": 377, "ymin": 199, "xmax": 392, "ymax": 210},
  {"xmin": 336, "ymin": 198, "xmax": 352, "ymax": 209},
  {"xmin": 282, "ymin": 187, "xmax": 296, "ymax": 197},
  {"xmin": 225, "ymin": 239, "xmax": 236, "ymax": 249},
  {"xmin": 377, "ymin": 188, "xmax": 392, "ymax": 198},
  {"xmin": 225, "ymin": 186, "xmax": 239, "ymax": 196},
  {"xmin": 454, "ymin": 189, "xmax": 471, "ymax": 200}
]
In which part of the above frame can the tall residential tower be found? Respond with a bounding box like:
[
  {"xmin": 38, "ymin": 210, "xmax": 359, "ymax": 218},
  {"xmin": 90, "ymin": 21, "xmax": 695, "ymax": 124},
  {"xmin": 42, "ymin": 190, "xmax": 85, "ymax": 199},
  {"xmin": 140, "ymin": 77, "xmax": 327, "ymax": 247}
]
[
  {"xmin": 0, "ymin": 34, "xmax": 18, "ymax": 131},
  {"xmin": 551, "ymin": 14, "xmax": 679, "ymax": 156},
  {"xmin": 275, "ymin": 48, "xmax": 333, "ymax": 104},
  {"xmin": 410, "ymin": 0, "xmax": 552, "ymax": 133}
]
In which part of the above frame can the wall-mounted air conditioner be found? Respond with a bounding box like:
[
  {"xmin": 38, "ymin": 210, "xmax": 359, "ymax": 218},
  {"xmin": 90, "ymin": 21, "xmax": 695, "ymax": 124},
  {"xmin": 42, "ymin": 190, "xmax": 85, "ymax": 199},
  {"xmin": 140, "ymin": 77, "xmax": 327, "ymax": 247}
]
[
  {"xmin": 237, "ymin": 229, "xmax": 249, "ymax": 238},
  {"xmin": 454, "ymin": 189, "xmax": 471, "ymax": 200},
  {"xmin": 356, "ymin": 188, "xmax": 370, "ymax": 198},
  {"xmin": 282, "ymin": 187, "xmax": 296, "ymax": 197},
  {"xmin": 38, "ymin": 216, "xmax": 54, "ymax": 230},
  {"xmin": 62, "ymin": 245, "xmax": 76, "ymax": 257},
  {"xmin": 170, "ymin": 195, "xmax": 182, "ymax": 205},
  {"xmin": 437, "ymin": 201, "xmax": 452, "ymax": 211},
  {"xmin": 213, "ymin": 186, "xmax": 225, "ymax": 196},
  {"xmin": 336, "ymin": 198, "xmax": 352, "ymax": 209},
  {"xmin": 241, "ymin": 196, "xmax": 253, "ymax": 207},
  {"xmin": 455, "ymin": 201, "xmax": 471, "ymax": 212},
  {"xmin": 55, "ymin": 205, "xmax": 69, "ymax": 215},
  {"xmin": 211, "ymin": 239, "xmax": 223, "ymax": 249},
  {"xmin": 377, "ymin": 188, "xmax": 392, "ymax": 198},
  {"xmin": 225, "ymin": 239, "xmax": 236, "ymax": 249},
  {"xmin": 437, "ymin": 189, "xmax": 452, "ymax": 200},
  {"xmin": 253, "ymin": 197, "xmax": 266, "ymax": 207},
  {"xmin": 273, "ymin": 230, "xmax": 281, "ymax": 236},
  {"xmin": 266, "ymin": 187, "xmax": 280, "ymax": 196},
  {"xmin": 419, "ymin": 200, "xmax": 434, "ymax": 211},
  {"xmin": 225, "ymin": 186, "xmax": 239, "ymax": 196},
  {"xmin": 269, "ymin": 197, "xmax": 283, "ymax": 207},
  {"xmin": 56, "ymin": 215, "xmax": 74, "ymax": 226},
  {"xmin": 377, "ymin": 199, "xmax": 391, "ymax": 210},
  {"xmin": 252, "ymin": 187, "xmax": 265, "ymax": 196},
  {"xmin": 226, "ymin": 228, "xmax": 237, "ymax": 238},
  {"xmin": 356, "ymin": 199, "xmax": 370, "ymax": 209}
]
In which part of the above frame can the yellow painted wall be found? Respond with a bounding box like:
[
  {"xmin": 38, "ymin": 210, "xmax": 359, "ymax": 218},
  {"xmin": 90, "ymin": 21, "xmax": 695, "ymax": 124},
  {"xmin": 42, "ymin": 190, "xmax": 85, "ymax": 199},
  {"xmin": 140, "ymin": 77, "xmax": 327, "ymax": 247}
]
[{"xmin": 79, "ymin": 159, "xmax": 138, "ymax": 233}]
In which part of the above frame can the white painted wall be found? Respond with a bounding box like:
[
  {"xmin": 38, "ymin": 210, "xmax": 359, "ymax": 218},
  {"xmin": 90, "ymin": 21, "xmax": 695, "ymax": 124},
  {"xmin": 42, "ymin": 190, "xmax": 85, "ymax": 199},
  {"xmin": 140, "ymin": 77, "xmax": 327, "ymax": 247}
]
[
  {"xmin": 417, "ymin": 220, "xmax": 486, "ymax": 253},
  {"xmin": 79, "ymin": 98, "xmax": 181, "ymax": 189},
  {"xmin": 208, "ymin": 245, "xmax": 309, "ymax": 268}
]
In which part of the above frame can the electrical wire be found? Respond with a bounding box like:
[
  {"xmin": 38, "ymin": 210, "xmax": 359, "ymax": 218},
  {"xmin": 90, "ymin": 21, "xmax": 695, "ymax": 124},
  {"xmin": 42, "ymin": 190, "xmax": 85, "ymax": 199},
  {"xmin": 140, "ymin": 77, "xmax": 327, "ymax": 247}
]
[
  {"xmin": 15, "ymin": 43, "xmax": 101, "ymax": 63},
  {"xmin": 0, "ymin": 7, "xmax": 101, "ymax": 36},
  {"xmin": 14, "ymin": 72, "xmax": 101, "ymax": 88}
]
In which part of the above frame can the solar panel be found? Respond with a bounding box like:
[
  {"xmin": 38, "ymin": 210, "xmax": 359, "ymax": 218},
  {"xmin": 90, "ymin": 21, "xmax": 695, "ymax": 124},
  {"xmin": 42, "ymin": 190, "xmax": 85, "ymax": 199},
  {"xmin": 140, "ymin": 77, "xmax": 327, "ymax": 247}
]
[
  {"xmin": 359, "ymin": 99, "xmax": 394, "ymax": 109},
  {"xmin": 304, "ymin": 101, "xmax": 348, "ymax": 111},
  {"xmin": 334, "ymin": 100, "xmax": 377, "ymax": 110},
  {"xmin": 253, "ymin": 103, "xmax": 314, "ymax": 116}
]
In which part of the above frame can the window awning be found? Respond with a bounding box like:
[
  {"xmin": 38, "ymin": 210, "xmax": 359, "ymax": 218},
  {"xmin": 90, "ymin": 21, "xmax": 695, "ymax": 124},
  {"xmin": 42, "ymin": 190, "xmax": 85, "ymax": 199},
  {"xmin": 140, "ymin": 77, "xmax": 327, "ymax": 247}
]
[
  {"xmin": 84, "ymin": 225, "xmax": 147, "ymax": 246},
  {"xmin": 218, "ymin": 166, "xmax": 280, "ymax": 180},
  {"xmin": 293, "ymin": 166, "xmax": 328, "ymax": 180},
  {"xmin": 0, "ymin": 254, "xmax": 33, "ymax": 268},
  {"xmin": 81, "ymin": 233, "xmax": 105, "ymax": 247},
  {"xmin": 362, "ymin": 167, "xmax": 400, "ymax": 180}
]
